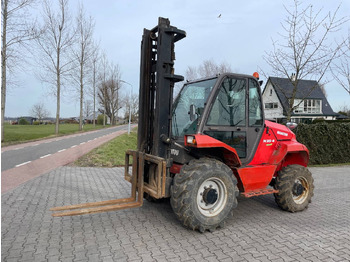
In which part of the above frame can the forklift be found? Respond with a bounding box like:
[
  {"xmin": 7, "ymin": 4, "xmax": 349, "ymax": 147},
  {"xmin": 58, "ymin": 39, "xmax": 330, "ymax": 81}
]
[{"xmin": 51, "ymin": 17, "xmax": 314, "ymax": 232}]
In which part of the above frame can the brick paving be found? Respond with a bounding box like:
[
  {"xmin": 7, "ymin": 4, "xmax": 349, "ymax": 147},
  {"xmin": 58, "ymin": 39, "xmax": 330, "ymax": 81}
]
[{"xmin": 2, "ymin": 166, "xmax": 350, "ymax": 261}]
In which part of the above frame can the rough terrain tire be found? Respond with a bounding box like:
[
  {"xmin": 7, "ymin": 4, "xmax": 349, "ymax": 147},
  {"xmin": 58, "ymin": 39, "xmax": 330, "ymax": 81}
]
[
  {"xmin": 274, "ymin": 165, "xmax": 314, "ymax": 212},
  {"xmin": 170, "ymin": 158, "xmax": 239, "ymax": 232}
]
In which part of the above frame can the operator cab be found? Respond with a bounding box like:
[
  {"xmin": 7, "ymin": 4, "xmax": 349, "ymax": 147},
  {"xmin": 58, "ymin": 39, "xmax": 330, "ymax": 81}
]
[{"xmin": 171, "ymin": 73, "xmax": 265, "ymax": 165}]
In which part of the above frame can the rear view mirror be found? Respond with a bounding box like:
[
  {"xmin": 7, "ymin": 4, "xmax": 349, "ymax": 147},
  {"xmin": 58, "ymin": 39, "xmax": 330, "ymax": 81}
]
[{"xmin": 189, "ymin": 104, "xmax": 197, "ymax": 121}]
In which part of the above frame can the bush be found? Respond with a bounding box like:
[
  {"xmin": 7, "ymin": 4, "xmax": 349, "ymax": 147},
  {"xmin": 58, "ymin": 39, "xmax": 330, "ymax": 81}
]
[
  {"xmin": 19, "ymin": 118, "xmax": 30, "ymax": 125},
  {"xmin": 295, "ymin": 123, "xmax": 350, "ymax": 165},
  {"xmin": 97, "ymin": 114, "xmax": 107, "ymax": 125},
  {"xmin": 312, "ymin": 119, "xmax": 350, "ymax": 124},
  {"xmin": 33, "ymin": 121, "xmax": 40, "ymax": 125}
]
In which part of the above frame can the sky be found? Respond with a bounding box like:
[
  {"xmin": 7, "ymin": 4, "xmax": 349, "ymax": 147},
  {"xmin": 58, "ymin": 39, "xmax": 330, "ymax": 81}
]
[{"xmin": 5, "ymin": 0, "xmax": 350, "ymax": 118}]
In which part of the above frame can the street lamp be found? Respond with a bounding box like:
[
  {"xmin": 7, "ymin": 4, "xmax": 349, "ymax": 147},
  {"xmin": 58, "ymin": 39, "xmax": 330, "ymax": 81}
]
[{"xmin": 120, "ymin": 80, "xmax": 133, "ymax": 134}]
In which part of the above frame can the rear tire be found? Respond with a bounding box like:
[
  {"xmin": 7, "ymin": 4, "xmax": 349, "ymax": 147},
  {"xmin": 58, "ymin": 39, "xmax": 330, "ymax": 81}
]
[
  {"xmin": 170, "ymin": 158, "xmax": 239, "ymax": 232},
  {"xmin": 274, "ymin": 165, "xmax": 314, "ymax": 212}
]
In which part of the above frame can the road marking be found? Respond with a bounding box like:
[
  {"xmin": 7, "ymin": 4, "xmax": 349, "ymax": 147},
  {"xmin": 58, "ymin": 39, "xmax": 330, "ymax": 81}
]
[
  {"xmin": 16, "ymin": 161, "xmax": 31, "ymax": 167},
  {"xmin": 80, "ymin": 142, "xmax": 85, "ymax": 145},
  {"xmin": 40, "ymin": 154, "xmax": 51, "ymax": 159},
  {"xmin": 58, "ymin": 149, "xmax": 66, "ymax": 153},
  {"xmin": 33, "ymin": 144, "xmax": 39, "ymax": 146},
  {"xmin": 14, "ymin": 147, "xmax": 24, "ymax": 150},
  {"xmin": 71, "ymin": 145, "xmax": 77, "ymax": 148}
]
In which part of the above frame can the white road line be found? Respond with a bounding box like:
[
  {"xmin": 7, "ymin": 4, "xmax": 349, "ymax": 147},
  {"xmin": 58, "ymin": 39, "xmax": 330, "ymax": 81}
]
[
  {"xmin": 58, "ymin": 149, "xmax": 66, "ymax": 153},
  {"xmin": 40, "ymin": 154, "xmax": 51, "ymax": 159},
  {"xmin": 71, "ymin": 145, "xmax": 77, "ymax": 148},
  {"xmin": 16, "ymin": 161, "xmax": 31, "ymax": 167},
  {"xmin": 14, "ymin": 147, "xmax": 24, "ymax": 150},
  {"xmin": 80, "ymin": 142, "xmax": 85, "ymax": 145},
  {"xmin": 33, "ymin": 144, "xmax": 39, "ymax": 146}
]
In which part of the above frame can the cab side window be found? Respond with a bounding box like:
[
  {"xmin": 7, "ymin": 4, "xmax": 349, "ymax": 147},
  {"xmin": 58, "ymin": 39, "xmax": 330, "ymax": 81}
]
[
  {"xmin": 248, "ymin": 79, "xmax": 263, "ymax": 126},
  {"xmin": 207, "ymin": 77, "xmax": 246, "ymax": 126}
]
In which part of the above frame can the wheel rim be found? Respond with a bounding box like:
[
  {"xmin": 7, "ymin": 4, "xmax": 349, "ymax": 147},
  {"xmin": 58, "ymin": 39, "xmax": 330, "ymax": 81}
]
[
  {"xmin": 292, "ymin": 176, "xmax": 309, "ymax": 204},
  {"xmin": 197, "ymin": 177, "xmax": 227, "ymax": 217}
]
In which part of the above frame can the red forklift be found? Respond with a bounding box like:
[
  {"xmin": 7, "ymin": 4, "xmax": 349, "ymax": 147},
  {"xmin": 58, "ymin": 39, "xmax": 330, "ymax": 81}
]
[{"xmin": 52, "ymin": 17, "xmax": 314, "ymax": 232}]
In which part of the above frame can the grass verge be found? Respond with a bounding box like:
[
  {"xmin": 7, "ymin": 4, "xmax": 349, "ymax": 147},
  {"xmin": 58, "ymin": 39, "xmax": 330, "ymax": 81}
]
[
  {"xmin": 2, "ymin": 124, "xmax": 107, "ymax": 146},
  {"xmin": 74, "ymin": 128, "xmax": 137, "ymax": 167}
]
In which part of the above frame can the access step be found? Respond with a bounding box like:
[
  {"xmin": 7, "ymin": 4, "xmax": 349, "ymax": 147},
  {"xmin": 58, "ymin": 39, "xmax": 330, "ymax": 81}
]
[{"xmin": 241, "ymin": 188, "xmax": 278, "ymax": 198}]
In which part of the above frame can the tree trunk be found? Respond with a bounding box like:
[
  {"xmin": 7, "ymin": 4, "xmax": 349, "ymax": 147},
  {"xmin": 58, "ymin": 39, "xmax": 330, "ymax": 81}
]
[
  {"xmin": 79, "ymin": 60, "xmax": 83, "ymax": 131},
  {"xmin": 93, "ymin": 61, "xmax": 96, "ymax": 127},
  {"xmin": 56, "ymin": 52, "xmax": 60, "ymax": 135},
  {"xmin": 1, "ymin": 0, "xmax": 8, "ymax": 142}
]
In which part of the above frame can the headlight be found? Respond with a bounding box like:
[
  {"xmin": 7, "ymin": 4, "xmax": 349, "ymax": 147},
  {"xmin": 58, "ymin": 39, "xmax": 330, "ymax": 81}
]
[{"xmin": 186, "ymin": 135, "xmax": 196, "ymax": 145}]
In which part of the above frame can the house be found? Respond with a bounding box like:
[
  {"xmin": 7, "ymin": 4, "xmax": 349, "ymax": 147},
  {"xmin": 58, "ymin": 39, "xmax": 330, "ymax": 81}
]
[{"xmin": 262, "ymin": 77, "xmax": 337, "ymax": 123}]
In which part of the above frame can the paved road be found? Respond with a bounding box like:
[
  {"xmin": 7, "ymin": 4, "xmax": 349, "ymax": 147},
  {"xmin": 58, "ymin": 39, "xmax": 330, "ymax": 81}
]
[
  {"xmin": 1, "ymin": 125, "xmax": 129, "ymax": 171},
  {"xmin": 2, "ymin": 165, "xmax": 349, "ymax": 261}
]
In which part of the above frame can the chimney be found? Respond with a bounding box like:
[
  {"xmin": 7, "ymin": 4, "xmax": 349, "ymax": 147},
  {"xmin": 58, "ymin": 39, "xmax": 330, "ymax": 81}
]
[{"xmin": 291, "ymin": 73, "xmax": 296, "ymax": 82}]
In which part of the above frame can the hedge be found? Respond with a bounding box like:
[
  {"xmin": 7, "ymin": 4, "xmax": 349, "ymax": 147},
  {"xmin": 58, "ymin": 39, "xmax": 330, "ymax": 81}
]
[{"xmin": 295, "ymin": 123, "xmax": 350, "ymax": 165}]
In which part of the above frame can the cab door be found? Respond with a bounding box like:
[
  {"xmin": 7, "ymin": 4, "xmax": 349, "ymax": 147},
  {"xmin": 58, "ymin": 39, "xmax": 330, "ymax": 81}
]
[{"xmin": 202, "ymin": 76, "xmax": 264, "ymax": 164}]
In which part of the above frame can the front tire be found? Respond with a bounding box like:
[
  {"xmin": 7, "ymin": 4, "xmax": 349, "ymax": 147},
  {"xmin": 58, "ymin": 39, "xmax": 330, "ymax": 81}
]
[
  {"xmin": 170, "ymin": 158, "xmax": 239, "ymax": 232},
  {"xmin": 274, "ymin": 165, "xmax": 314, "ymax": 212}
]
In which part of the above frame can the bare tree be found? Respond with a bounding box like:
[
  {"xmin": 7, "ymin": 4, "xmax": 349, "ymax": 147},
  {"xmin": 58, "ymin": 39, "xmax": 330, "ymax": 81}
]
[
  {"xmin": 90, "ymin": 42, "xmax": 100, "ymax": 127},
  {"xmin": 98, "ymin": 52, "xmax": 109, "ymax": 126},
  {"xmin": 30, "ymin": 102, "xmax": 50, "ymax": 123},
  {"xmin": 71, "ymin": 4, "xmax": 95, "ymax": 131},
  {"xmin": 35, "ymin": 0, "xmax": 75, "ymax": 134},
  {"xmin": 338, "ymin": 104, "xmax": 350, "ymax": 117},
  {"xmin": 97, "ymin": 64, "xmax": 122, "ymax": 125},
  {"xmin": 185, "ymin": 59, "xmax": 232, "ymax": 81},
  {"xmin": 123, "ymin": 93, "xmax": 139, "ymax": 122},
  {"xmin": 1, "ymin": 0, "xmax": 39, "ymax": 141},
  {"xmin": 83, "ymin": 99, "xmax": 93, "ymax": 119},
  {"xmin": 174, "ymin": 59, "xmax": 232, "ymax": 97},
  {"xmin": 264, "ymin": 0, "xmax": 347, "ymax": 121},
  {"xmin": 332, "ymin": 32, "xmax": 350, "ymax": 95}
]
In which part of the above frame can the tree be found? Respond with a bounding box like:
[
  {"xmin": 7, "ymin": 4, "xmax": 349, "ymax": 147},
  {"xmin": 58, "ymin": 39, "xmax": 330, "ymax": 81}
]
[
  {"xmin": 264, "ymin": 0, "xmax": 347, "ymax": 121},
  {"xmin": 98, "ymin": 52, "xmax": 109, "ymax": 126},
  {"xmin": 174, "ymin": 59, "xmax": 232, "ymax": 97},
  {"xmin": 90, "ymin": 42, "xmax": 100, "ymax": 127},
  {"xmin": 185, "ymin": 59, "xmax": 232, "ymax": 80},
  {"xmin": 338, "ymin": 104, "xmax": 350, "ymax": 117},
  {"xmin": 35, "ymin": 0, "xmax": 75, "ymax": 134},
  {"xmin": 97, "ymin": 64, "xmax": 122, "ymax": 125},
  {"xmin": 72, "ymin": 4, "xmax": 95, "ymax": 131},
  {"xmin": 30, "ymin": 102, "xmax": 49, "ymax": 123},
  {"xmin": 83, "ymin": 99, "xmax": 93, "ymax": 119},
  {"xmin": 1, "ymin": 0, "xmax": 39, "ymax": 141},
  {"xmin": 332, "ymin": 32, "xmax": 350, "ymax": 95},
  {"xmin": 123, "ymin": 93, "xmax": 139, "ymax": 122}
]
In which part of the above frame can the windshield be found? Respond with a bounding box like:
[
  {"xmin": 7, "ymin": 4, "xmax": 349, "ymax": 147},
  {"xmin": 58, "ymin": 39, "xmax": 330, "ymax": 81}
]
[{"xmin": 172, "ymin": 78, "xmax": 217, "ymax": 137}]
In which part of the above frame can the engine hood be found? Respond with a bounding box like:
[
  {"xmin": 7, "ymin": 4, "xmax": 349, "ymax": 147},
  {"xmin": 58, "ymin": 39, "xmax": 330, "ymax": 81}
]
[{"xmin": 265, "ymin": 120, "xmax": 295, "ymax": 141}]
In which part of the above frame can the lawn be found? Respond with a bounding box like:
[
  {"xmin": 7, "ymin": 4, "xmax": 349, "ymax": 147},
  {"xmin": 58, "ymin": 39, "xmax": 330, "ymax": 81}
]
[
  {"xmin": 74, "ymin": 128, "xmax": 137, "ymax": 167},
  {"xmin": 2, "ymin": 123, "xmax": 107, "ymax": 145}
]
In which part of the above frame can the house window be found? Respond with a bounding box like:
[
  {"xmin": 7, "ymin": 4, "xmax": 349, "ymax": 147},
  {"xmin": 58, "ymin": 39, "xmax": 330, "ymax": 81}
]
[
  {"xmin": 270, "ymin": 89, "xmax": 273, "ymax": 96},
  {"xmin": 265, "ymin": 102, "xmax": 278, "ymax": 109},
  {"xmin": 293, "ymin": 99, "xmax": 321, "ymax": 114}
]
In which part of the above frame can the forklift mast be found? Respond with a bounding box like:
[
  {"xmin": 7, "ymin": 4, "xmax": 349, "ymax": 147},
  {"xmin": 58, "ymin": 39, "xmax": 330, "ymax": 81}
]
[
  {"xmin": 50, "ymin": 18, "xmax": 187, "ymax": 216},
  {"xmin": 138, "ymin": 17, "xmax": 186, "ymax": 159}
]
